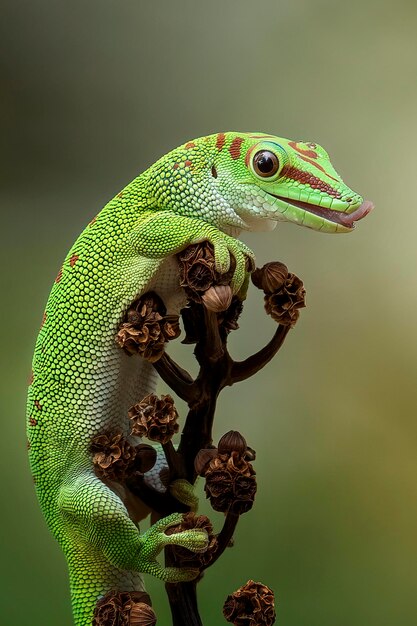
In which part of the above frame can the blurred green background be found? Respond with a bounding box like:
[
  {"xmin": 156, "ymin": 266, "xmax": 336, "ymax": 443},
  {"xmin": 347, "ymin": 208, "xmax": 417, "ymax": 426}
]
[{"xmin": 1, "ymin": 0, "xmax": 417, "ymax": 624}]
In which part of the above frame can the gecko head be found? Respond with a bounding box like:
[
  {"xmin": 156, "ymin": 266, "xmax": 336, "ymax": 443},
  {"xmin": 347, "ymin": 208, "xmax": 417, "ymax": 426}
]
[{"xmin": 210, "ymin": 132, "xmax": 373, "ymax": 233}]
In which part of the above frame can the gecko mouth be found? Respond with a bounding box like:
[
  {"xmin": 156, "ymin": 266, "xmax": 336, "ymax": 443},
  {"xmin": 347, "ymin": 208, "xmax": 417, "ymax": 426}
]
[{"xmin": 272, "ymin": 196, "xmax": 374, "ymax": 229}]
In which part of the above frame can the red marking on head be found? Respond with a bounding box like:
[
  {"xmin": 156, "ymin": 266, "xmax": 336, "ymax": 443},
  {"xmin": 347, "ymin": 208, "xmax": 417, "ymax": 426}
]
[
  {"xmin": 29, "ymin": 417, "xmax": 37, "ymax": 426},
  {"xmin": 117, "ymin": 192, "xmax": 124, "ymax": 198},
  {"xmin": 55, "ymin": 268, "xmax": 63, "ymax": 283},
  {"xmin": 281, "ymin": 165, "xmax": 342, "ymax": 198},
  {"xmin": 40, "ymin": 312, "xmax": 47, "ymax": 328},
  {"xmin": 184, "ymin": 160, "xmax": 192, "ymax": 167},
  {"xmin": 298, "ymin": 154, "xmax": 339, "ymax": 182},
  {"xmin": 34, "ymin": 400, "xmax": 42, "ymax": 411},
  {"xmin": 288, "ymin": 141, "xmax": 318, "ymax": 160},
  {"xmin": 216, "ymin": 133, "xmax": 226, "ymax": 151},
  {"xmin": 245, "ymin": 144, "xmax": 258, "ymax": 167},
  {"xmin": 173, "ymin": 163, "xmax": 179, "ymax": 170},
  {"xmin": 249, "ymin": 134, "xmax": 275, "ymax": 139},
  {"xmin": 229, "ymin": 137, "xmax": 245, "ymax": 160},
  {"xmin": 28, "ymin": 370, "xmax": 34, "ymax": 385},
  {"xmin": 69, "ymin": 254, "xmax": 79, "ymax": 267},
  {"xmin": 89, "ymin": 216, "xmax": 97, "ymax": 226},
  {"xmin": 185, "ymin": 142, "xmax": 196, "ymax": 149}
]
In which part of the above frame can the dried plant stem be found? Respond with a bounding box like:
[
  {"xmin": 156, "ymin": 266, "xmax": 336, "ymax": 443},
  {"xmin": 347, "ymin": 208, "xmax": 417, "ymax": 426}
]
[{"xmin": 157, "ymin": 302, "xmax": 291, "ymax": 626}]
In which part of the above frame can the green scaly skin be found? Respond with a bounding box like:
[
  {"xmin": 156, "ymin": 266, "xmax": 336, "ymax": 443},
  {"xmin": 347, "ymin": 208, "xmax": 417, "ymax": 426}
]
[{"xmin": 27, "ymin": 132, "xmax": 371, "ymax": 625}]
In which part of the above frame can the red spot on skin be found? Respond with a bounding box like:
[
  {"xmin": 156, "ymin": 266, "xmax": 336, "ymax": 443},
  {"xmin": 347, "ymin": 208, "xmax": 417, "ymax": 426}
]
[
  {"xmin": 173, "ymin": 163, "xmax": 179, "ymax": 170},
  {"xmin": 117, "ymin": 192, "xmax": 124, "ymax": 198},
  {"xmin": 281, "ymin": 165, "xmax": 342, "ymax": 198},
  {"xmin": 245, "ymin": 144, "xmax": 258, "ymax": 167},
  {"xmin": 297, "ymin": 154, "xmax": 339, "ymax": 182},
  {"xmin": 216, "ymin": 133, "xmax": 226, "ymax": 151},
  {"xmin": 55, "ymin": 268, "xmax": 63, "ymax": 283},
  {"xmin": 28, "ymin": 370, "xmax": 34, "ymax": 385},
  {"xmin": 184, "ymin": 160, "xmax": 192, "ymax": 167},
  {"xmin": 185, "ymin": 142, "xmax": 196, "ymax": 149},
  {"xmin": 229, "ymin": 137, "xmax": 244, "ymax": 160},
  {"xmin": 70, "ymin": 254, "xmax": 79, "ymax": 267},
  {"xmin": 29, "ymin": 417, "xmax": 37, "ymax": 426},
  {"xmin": 249, "ymin": 134, "xmax": 275, "ymax": 139},
  {"xmin": 40, "ymin": 312, "xmax": 47, "ymax": 328},
  {"xmin": 34, "ymin": 400, "xmax": 42, "ymax": 411},
  {"xmin": 89, "ymin": 216, "xmax": 97, "ymax": 226},
  {"xmin": 289, "ymin": 140, "xmax": 318, "ymax": 160}
]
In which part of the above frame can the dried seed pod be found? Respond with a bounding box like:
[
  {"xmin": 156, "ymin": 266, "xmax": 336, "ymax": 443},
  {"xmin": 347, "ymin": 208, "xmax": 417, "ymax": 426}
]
[
  {"xmin": 161, "ymin": 315, "xmax": 181, "ymax": 341},
  {"xmin": 244, "ymin": 446, "xmax": 256, "ymax": 462},
  {"xmin": 201, "ymin": 285, "xmax": 233, "ymax": 312},
  {"xmin": 204, "ymin": 451, "xmax": 257, "ymax": 515},
  {"xmin": 133, "ymin": 443, "xmax": 157, "ymax": 474},
  {"xmin": 218, "ymin": 431, "xmax": 247, "ymax": 456},
  {"xmin": 264, "ymin": 272, "xmax": 306, "ymax": 327},
  {"xmin": 177, "ymin": 242, "xmax": 235, "ymax": 303},
  {"xmin": 91, "ymin": 431, "xmax": 137, "ymax": 482},
  {"xmin": 194, "ymin": 448, "xmax": 218, "ymax": 476},
  {"xmin": 223, "ymin": 579, "xmax": 276, "ymax": 625},
  {"xmin": 178, "ymin": 243, "xmax": 216, "ymax": 295},
  {"xmin": 251, "ymin": 262, "xmax": 289, "ymax": 294},
  {"xmin": 93, "ymin": 593, "xmax": 127, "ymax": 625},
  {"xmin": 128, "ymin": 394, "xmax": 179, "ymax": 444},
  {"xmin": 116, "ymin": 292, "xmax": 180, "ymax": 361},
  {"xmin": 129, "ymin": 602, "xmax": 157, "ymax": 626},
  {"xmin": 93, "ymin": 591, "xmax": 153, "ymax": 626}
]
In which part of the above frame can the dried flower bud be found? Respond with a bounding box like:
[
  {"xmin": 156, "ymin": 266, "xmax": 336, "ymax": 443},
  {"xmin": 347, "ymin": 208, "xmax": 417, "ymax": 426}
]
[
  {"xmin": 90, "ymin": 431, "xmax": 137, "ymax": 482},
  {"xmin": 251, "ymin": 262, "xmax": 288, "ymax": 294},
  {"xmin": 194, "ymin": 447, "xmax": 218, "ymax": 476},
  {"xmin": 133, "ymin": 443, "xmax": 157, "ymax": 474},
  {"xmin": 223, "ymin": 580, "xmax": 276, "ymax": 625},
  {"xmin": 93, "ymin": 590, "xmax": 152, "ymax": 626},
  {"xmin": 202, "ymin": 285, "xmax": 233, "ymax": 312},
  {"xmin": 204, "ymin": 451, "xmax": 257, "ymax": 514},
  {"xmin": 129, "ymin": 602, "xmax": 157, "ymax": 626},
  {"xmin": 128, "ymin": 394, "xmax": 179, "ymax": 444},
  {"xmin": 165, "ymin": 512, "xmax": 217, "ymax": 569},
  {"xmin": 218, "ymin": 431, "xmax": 247, "ymax": 456},
  {"xmin": 264, "ymin": 272, "xmax": 306, "ymax": 327}
]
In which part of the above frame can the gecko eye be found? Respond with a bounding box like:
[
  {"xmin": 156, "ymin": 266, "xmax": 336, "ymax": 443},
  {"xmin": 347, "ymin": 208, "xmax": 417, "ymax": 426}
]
[{"xmin": 253, "ymin": 151, "xmax": 280, "ymax": 178}]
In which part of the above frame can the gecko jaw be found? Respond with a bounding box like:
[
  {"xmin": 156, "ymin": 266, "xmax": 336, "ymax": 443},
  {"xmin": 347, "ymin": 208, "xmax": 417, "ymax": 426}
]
[{"xmin": 272, "ymin": 196, "xmax": 374, "ymax": 229}]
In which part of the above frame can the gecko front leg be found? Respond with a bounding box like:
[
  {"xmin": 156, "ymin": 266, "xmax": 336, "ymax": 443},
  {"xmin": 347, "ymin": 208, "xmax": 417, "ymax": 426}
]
[{"xmin": 129, "ymin": 210, "xmax": 255, "ymax": 294}]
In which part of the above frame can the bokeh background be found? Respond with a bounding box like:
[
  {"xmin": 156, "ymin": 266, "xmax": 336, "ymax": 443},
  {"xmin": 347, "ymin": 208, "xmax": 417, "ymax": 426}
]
[{"xmin": 1, "ymin": 0, "xmax": 417, "ymax": 624}]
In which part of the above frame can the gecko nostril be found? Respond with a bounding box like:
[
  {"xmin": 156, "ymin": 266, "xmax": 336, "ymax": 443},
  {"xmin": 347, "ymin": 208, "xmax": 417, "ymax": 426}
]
[{"xmin": 211, "ymin": 165, "xmax": 218, "ymax": 179}]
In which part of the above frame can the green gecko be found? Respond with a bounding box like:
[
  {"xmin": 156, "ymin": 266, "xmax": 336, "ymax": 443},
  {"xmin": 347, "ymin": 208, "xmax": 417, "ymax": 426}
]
[{"xmin": 27, "ymin": 132, "xmax": 372, "ymax": 625}]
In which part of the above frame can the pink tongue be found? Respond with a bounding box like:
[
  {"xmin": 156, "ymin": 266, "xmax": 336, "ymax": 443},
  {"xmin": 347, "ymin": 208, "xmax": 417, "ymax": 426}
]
[{"xmin": 339, "ymin": 200, "xmax": 374, "ymax": 225}]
